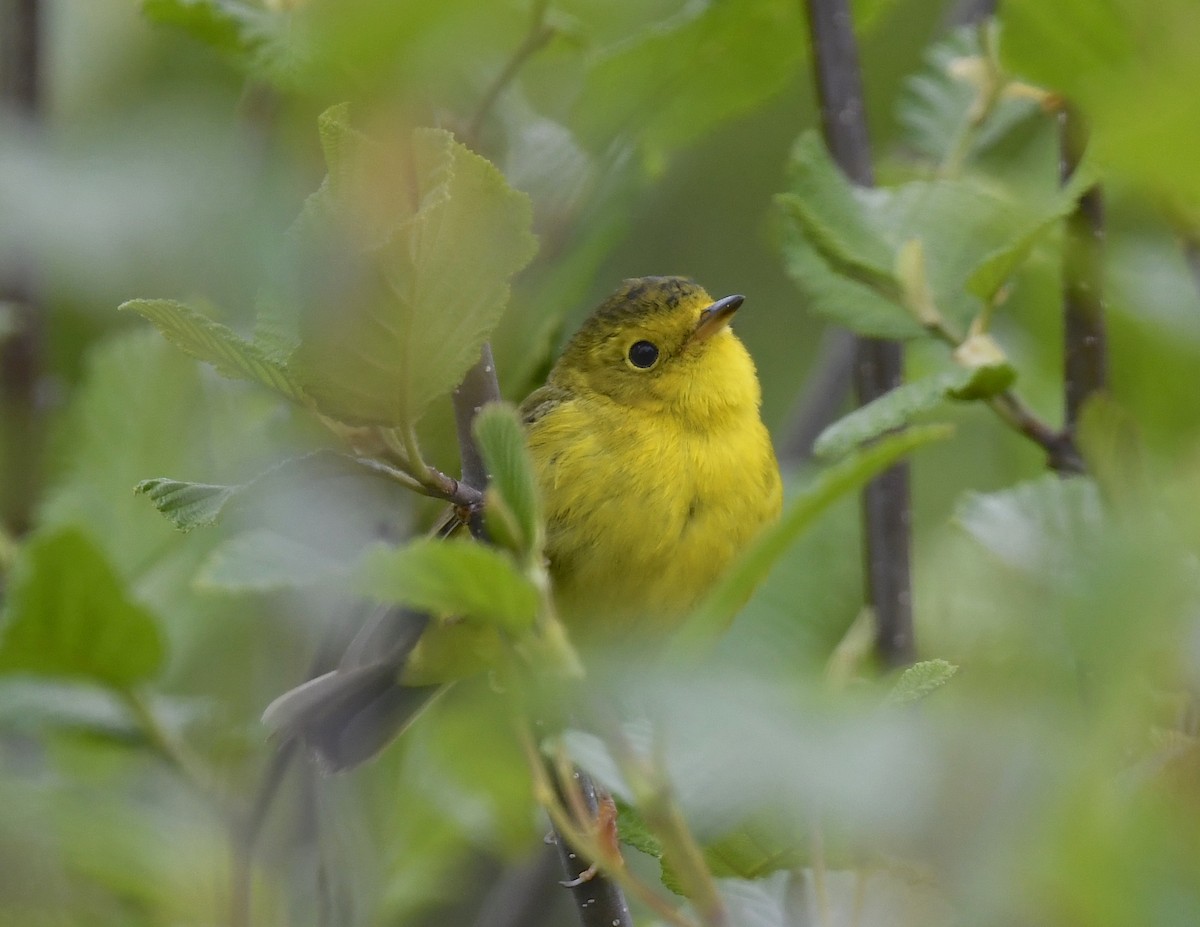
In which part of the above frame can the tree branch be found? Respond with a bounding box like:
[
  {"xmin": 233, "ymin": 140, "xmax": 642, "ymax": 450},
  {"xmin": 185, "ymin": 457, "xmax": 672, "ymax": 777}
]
[
  {"xmin": 0, "ymin": 0, "xmax": 44, "ymax": 536},
  {"xmin": 1059, "ymin": 105, "xmax": 1108, "ymax": 435},
  {"xmin": 803, "ymin": 0, "xmax": 915, "ymax": 667}
]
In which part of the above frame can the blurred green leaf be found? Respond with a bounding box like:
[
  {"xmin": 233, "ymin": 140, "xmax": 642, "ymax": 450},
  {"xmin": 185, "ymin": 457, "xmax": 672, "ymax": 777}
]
[
  {"xmin": 1076, "ymin": 395, "xmax": 1150, "ymax": 512},
  {"xmin": 814, "ymin": 369, "xmax": 974, "ymax": 459},
  {"xmin": 0, "ymin": 678, "xmax": 141, "ymax": 739},
  {"xmin": 573, "ymin": 0, "xmax": 805, "ymax": 160},
  {"xmin": 290, "ymin": 117, "xmax": 538, "ymax": 428},
  {"xmin": 194, "ymin": 528, "xmax": 347, "ymax": 591},
  {"xmin": 1001, "ymin": 0, "xmax": 1200, "ymax": 201},
  {"xmin": 965, "ymin": 157, "xmax": 1099, "ymax": 304},
  {"xmin": 955, "ymin": 473, "xmax": 1103, "ymax": 575},
  {"xmin": 0, "ymin": 528, "xmax": 164, "ymax": 688},
  {"xmin": 700, "ymin": 824, "xmax": 805, "ymax": 884},
  {"xmin": 474, "ymin": 402, "xmax": 541, "ymax": 557},
  {"xmin": 358, "ymin": 539, "xmax": 537, "ymax": 633},
  {"xmin": 134, "ymin": 478, "xmax": 236, "ymax": 532},
  {"xmin": 674, "ymin": 424, "xmax": 952, "ymax": 651},
  {"xmin": 140, "ymin": 0, "xmax": 279, "ymax": 60},
  {"xmin": 1001, "ymin": 0, "xmax": 1134, "ymax": 100},
  {"xmin": 884, "ymin": 659, "xmax": 959, "ymax": 707},
  {"xmin": 614, "ymin": 798, "xmax": 663, "ymax": 858},
  {"xmin": 119, "ymin": 298, "xmax": 305, "ymax": 401}
]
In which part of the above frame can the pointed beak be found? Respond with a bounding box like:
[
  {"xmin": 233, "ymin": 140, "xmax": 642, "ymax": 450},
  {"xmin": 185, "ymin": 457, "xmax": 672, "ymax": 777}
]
[{"xmin": 689, "ymin": 294, "xmax": 745, "ymax": 345}]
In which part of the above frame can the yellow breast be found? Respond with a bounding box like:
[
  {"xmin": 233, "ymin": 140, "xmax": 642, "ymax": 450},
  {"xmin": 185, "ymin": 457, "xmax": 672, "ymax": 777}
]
[{"xmin": 527, "ymin": 338, "xmax": 782, "ymax": 641}]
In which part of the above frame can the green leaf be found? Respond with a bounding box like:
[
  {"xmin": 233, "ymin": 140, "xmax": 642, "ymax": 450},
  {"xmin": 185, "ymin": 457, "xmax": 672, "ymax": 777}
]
[
  {"xmin": 357, "ymin": 539, "xmax": 538, "ymax": 634},
  {"xmin": 613, "ymin": 799, "xmax": 662, "ymax": 859},
  {"xmin": 1076, "ymin": 395, "xmax": 1149, "ymax": 512},
  {"xmin": 813, "ymin": 370, "xmax": 974, "ymax": 459},
  {"xmin": 964, "ymin": 159, "xmax": 1099, "ymax": 304},
  {"xmin": 896, "ymin": 25, "xmax": 1040, "ymax": 168},
  {"xmin": 573, "ymin": 0, "xmax": 806, "ymax": 160},
  {"xmin": 673, "ymin": 425, "xmax": 953, "ymax": 653},
  {"xmin": 134, "ymin": 478, "xmax": 236, "ymax": 532},
  {"xmin": 194, "ymin": 529, "xmax": 348, "ymax": 592},
  {"xmin": 290, "ymin": 120, "xmax": 538, "ymax": 428},
  {"xmin": 775, "ymin": 131, "xmax": 911, "ymax": 339},
  {"xmin": 473, "ymin": 403, "xmax": 542, "ymax": 556},
  {"xmin": 955, "ymin": 474, "xmax": 1103, "ymax": 576},
  {"xmin": 884, "ymin": 659, "xmax": 959, "ymax": 707},
  {"xmin": 119, "ymin": 299, "xmax": 305, "ymax": 401},
  {"xmin": 0, "ymin": 529, "xmax": 165, "ymax": 688},
  {"xmin": 0, "ymin": 678, "xmax": 142, "ymax": 740},
  {"xmin": 140, "ymin": 0, "xmax": 277, "ymax": 59},
  {"xmin": 780, "ymin": 134, "xmax": 897, "ymax": 282}
]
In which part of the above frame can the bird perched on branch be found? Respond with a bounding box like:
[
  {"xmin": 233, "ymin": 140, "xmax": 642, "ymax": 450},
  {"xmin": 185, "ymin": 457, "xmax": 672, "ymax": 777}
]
[{"xmin": 265, "ymin": 276, "xmax": 782, "ymax": 768}]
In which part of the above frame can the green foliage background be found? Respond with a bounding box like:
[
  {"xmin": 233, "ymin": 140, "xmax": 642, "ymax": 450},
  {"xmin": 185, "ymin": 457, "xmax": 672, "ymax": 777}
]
[{"xmin": 2, "ymin": 0, "xmax": 1200, "ymax": 925}]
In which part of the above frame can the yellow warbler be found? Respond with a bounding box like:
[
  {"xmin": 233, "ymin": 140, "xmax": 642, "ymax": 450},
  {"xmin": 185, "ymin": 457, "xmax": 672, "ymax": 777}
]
[{"xmin": 265, "ymin": 276, "xmax": 782, "ymax": 767}]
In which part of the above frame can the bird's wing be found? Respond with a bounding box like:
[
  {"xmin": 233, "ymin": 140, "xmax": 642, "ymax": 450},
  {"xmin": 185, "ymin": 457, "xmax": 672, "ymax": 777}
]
[{"xmin": 519, "ymin": 383, "xmax": 572, "ymax": 426}]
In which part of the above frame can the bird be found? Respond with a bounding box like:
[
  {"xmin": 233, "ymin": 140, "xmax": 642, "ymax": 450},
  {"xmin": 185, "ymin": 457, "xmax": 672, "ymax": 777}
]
[{"xmin": 264, "ymin": 276, "xmax": 782, "ymax": 769}]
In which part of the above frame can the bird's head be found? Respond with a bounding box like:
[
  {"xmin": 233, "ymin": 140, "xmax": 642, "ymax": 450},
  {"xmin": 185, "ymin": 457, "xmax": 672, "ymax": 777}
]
[{"xmin": 552, "ymin": 276, "xmax": 762, "ymax": 426}]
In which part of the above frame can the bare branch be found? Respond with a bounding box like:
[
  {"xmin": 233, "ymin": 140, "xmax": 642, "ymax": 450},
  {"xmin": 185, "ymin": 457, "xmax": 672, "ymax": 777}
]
[
  {"xmin": 803, "ymin": 0, "xmax": 915, "ymax": 667},
  {"xmin": 1059, "ymin": 106, "xmax": 1108, "ymax": 435}
]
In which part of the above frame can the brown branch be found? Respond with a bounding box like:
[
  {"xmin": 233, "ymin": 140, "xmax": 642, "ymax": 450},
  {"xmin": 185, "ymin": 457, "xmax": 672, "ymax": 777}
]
[
  {"xmin": 803, "ymin": 0, "xmax": 915, "ymax": 667},
  {"xmin": 1059, "ymin": 106, "xmax": 1108, "ymax": 436}
]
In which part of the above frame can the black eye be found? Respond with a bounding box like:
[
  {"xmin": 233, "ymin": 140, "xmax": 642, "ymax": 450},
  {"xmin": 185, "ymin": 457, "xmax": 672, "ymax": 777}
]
[{"xmin": 627, "ymin": 340, "xmax": 660, "ymax": 369}]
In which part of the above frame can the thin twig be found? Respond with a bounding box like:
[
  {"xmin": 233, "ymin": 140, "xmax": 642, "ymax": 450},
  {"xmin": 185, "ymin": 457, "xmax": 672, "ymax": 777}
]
[
  {"xmin": 1059, "ymin": 105, "xmax": 1108, "ymax": 436},
  {"xmin": 466, "ymin": 0, "xmax": 556, "ymax": 144},
  {"xmin": 919, "ymin": 318, "xmax": 1085, "ymax": 473},
  {"xmin": 804, "ymin": 0, "xmax": 915, "ymax": 668}
]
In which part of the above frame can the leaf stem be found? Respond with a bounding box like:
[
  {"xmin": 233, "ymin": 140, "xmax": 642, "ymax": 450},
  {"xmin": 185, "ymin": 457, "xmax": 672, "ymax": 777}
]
[
  {"xmin": 937, "ymin": 19, "xmax": 1004, "ymax": 178},
  {"xmin": 599, "ymin": 718, "xmax": 729, "ymax": 927},
  {"xmin": 921, "ymin": 315, "xmax": 1084, "ymax": 472}
]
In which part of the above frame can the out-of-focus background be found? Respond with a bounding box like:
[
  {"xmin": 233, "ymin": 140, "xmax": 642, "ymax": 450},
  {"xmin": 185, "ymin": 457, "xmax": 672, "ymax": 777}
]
[{"xmin": 2, "ymin": 0, "xmax": 1200, "ymax": 924}]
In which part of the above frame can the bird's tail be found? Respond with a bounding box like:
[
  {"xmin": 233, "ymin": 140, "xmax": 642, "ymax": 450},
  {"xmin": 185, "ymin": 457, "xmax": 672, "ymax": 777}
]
[{"xmin": 263, "ymin": 662, "xmax": 446, "ymax": 772}]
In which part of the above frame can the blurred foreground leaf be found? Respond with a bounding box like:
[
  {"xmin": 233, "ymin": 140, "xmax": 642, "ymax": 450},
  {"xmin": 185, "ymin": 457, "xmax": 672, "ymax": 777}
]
[
  {"xmin": 359, "ymin": 539, "xmax": 537, "ymax": 633},
  {"xmin": 289, "ymin": 111, "xmax": 538, "ymax": 428},
  {"xmin": 814, "ymin": 369, "xmax": 975, "ymax": 459},
  {"xmin": 0, "ymin": 529, "xmax": 164, "ymax": 688},
  {"xmin": 120, "ymin": 299, "xmax": 305, "ymax": 401},
  {"xmin": 195, "ymin": 528, "xmax": 348, "ymax": 591},
  {"xmin": 474, "ymin": 402, "xmax": 542, "ymax": 557},
  {"xmin": 141, "ymin": 0, "xmax": 278, "ymax": 55},
  {"xmin": 134, "ymin": 478, "xmax": 237, "ymax": 532},
  {"xmin": 884, "ymin": 659, "xmax": 959, "ymax": 707},
  {"xmin": 955, "ymin": 473, "xmax": 1102, "ymax": 575}
]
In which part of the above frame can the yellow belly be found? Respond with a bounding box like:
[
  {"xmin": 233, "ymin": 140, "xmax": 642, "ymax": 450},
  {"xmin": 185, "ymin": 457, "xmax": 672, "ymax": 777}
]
[{"xmin": 527, "ymin": 392, "xmax": 782, "ymax": 642}]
